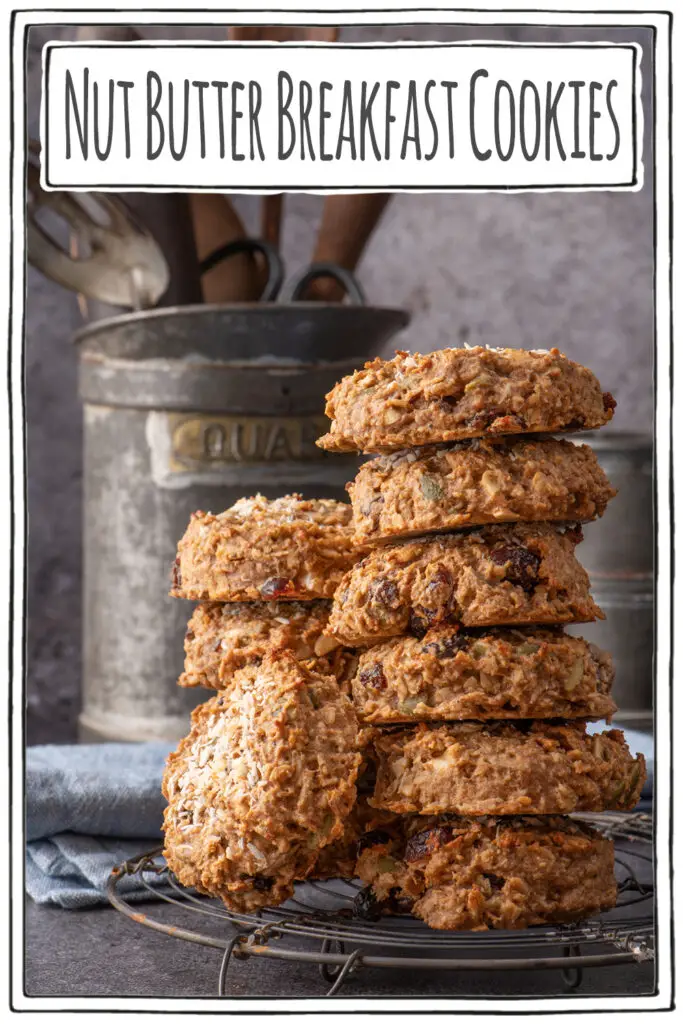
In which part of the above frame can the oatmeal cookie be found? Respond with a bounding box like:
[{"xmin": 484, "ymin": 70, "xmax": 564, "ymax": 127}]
[
  {"xmin": 170, "ymin": 494, "xmax": 357, "ymax": 602},
  {"xmin": 352, "ymin": 627, "xmax": 616, "ymax": 723},
  {"xmin": 179, "ymin": 600, "xmax": 354, "ymax": 690},
  {"xmin": 317, "ymin": 347, "xmax": 615, "ymax": 454},
  {"xmin": 162, "ymin": 650, "xmax": 363, "ymax": 912},
  {"xmin": 369, "ymin": 721, "xmax": 646, "ymax": 816},
  {"xmin": 328, "ymin": 523, "xmax": 602, "ymax": 646},
  {"xmin": 355, "ymin": 815, "xmax": 616, "ymax": 930},
  {"xmin": 349, "ymin": 437, "xmax": 616, "ymax": 545}
]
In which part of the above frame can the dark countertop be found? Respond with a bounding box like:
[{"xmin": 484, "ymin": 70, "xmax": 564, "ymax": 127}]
[{"xmin": 25, "ymin": 897, "xmax": 655, "ymax": 1001}]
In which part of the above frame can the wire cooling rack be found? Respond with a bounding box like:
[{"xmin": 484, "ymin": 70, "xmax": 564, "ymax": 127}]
[{"xmin": 107, "ymin": 811, "xmax": 654, "ymax": 997}]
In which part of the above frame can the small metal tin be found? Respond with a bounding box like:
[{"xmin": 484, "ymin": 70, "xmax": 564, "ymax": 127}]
[
  {"xmin": 568, "ymin": 579, "xmax": 653, "ymax": 732},
  {"xmin": 575, "ymin": 432, "xmax": 653, "ymax": 580},
  {"xmin": 75, "ymin": 301, "xmax": 409, "ymax": 742},
  {"xmin": 568, "ymin": 432, "xmax": 654, "ymax": 730}
]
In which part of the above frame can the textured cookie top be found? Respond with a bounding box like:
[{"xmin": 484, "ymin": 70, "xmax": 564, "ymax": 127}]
[
  {"xmin": 170, "ymin": 493, "xmax": 357, "ymax": 602},
  {"xmin": 201, "ymin": 494, "xmax": 350, "ymax": 531},
  {"xmin": 352, "ymin": 626, "xmax": 616, "ymax": 723},
  {"xmin": 369, "ymin": 721, "xmax": 646, "ymax": 816},
  {"xmin": 328, "ymin": 522, "xmax": 602, "ymax": 645},
  {"xmin": 179, "ymin": 600, "xmax": 349, "ymax": 690},
  {"xmin": 162, "ymin": 650, "xmax": 363, "ymax": 910},
  {"xmin": 317, "ymin": 346, "xmax": 615, "ymax": 453},
  {"xmin": 349, "ymin": 436, "xmax": 616, "ymax": 545}
]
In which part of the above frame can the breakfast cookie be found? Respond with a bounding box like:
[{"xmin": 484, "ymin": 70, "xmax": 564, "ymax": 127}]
[
  {"xmin": 355, "ymin": 814, "xmax": 616, "ymax": 930},
  {"xmin": 170, "ymin": 494, "xmax": 357, "ymax": 602},
  {"xmin": 369, "ymin": 721, "xmax": 646, "ymax": 816},
  {"xmin": 328, "ymin": 523, "xmax": 602, "ymax": 646},
  {"xmin": 179, "ymin": 600, "xmax": 352, "ymax": 690},
  {"xmin": 162, "ymin": 650, "xmax": 363, "ymax": 912},
  {"xmin": 349, "ymin": 437, "xmax": 616, "ymax": 545},
  {"xmin": 352, "ymin": 627, "xmax": 616, "ymax": 724},
  {"xmin": 317, "ymin": 347, "xmax": 615, "ymax": 454}
]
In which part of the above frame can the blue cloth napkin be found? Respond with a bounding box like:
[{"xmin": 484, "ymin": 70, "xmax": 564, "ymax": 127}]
[
  {"xmin": 25, "ymin": 728, "xmax": 654, "ymax": 910},
  {"xmin": 26, "ymin": 742, "xmax": 174, "ymax": 909}
]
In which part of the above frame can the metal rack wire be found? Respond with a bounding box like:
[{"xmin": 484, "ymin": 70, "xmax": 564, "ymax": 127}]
[{"xmin": 107, "ymin": 811, "xmax": 654, "ymax": 996}]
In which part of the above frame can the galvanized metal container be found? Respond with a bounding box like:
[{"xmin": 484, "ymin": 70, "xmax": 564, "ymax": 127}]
[
  {"xmin": 568, "ymin": 432, "xmax": 654, "ymax": 730},
  {"xmin": 74, "ymin": 301, "xmax": 409, "ymax": 742}
]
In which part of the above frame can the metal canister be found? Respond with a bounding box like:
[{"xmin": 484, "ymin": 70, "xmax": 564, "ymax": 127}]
[
  {"xmin": 568, "ymin": 432, "xmax": 654, "ymax": 730},
  {"xmin": 74, "ymin": 301, "xmax": 409, "ymax": 742}
]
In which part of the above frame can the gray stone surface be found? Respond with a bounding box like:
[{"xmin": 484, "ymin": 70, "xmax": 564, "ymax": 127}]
[
  {"xmin": 25, "ymin": 23, "xmax": 654, "ymax": 742},
  {"xmin": 24, "ymin": 898, "xmax": 655, "ymax": 1000}
]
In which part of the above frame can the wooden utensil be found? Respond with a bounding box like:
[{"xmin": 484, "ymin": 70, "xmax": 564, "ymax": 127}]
[
  {"xmin": 260, "ymin": 194, "xmax": 285, "ymax": 249},
  {"xmin": 306, "ymin": 194, "xmax": 392, "ymax": 301},
  {"xmin": 196, "ymin": 21, "xmax": 345, "ymax": 301},
  {"xmin": 227, "ymin": 25, "xmax": 338, "ymax": 43},
  {"xmin": 189, "ymin": 194, "xmax": 262, "ymax": 302},
  {"xmin": 228, "ymin": 25, "xmax": 340, "ymax": 250}
]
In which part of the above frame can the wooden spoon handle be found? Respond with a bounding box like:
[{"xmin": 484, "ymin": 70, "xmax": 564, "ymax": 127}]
[
  {"xmin": 261, "ymin": 194, "xmax": 285, "ymax": 249},
  {"xmin": 307, "ymin": 194, "xmax": 392, "ymax": 301},
  {"xmin": 228, "ymin": 25, "xmax": 340, "ymax": 252},
  {"xmin": 228, "ymin": 25, "xmax": 338, "ymax": 42},
  {"xmin": 189, "ymin": 194, "xmax": 262, "ymax": 302}
]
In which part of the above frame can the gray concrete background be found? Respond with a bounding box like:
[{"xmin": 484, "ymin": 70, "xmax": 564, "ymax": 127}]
[{"xmin": 26, "ymin": 23, "xmax": 654, "ymax": 743}]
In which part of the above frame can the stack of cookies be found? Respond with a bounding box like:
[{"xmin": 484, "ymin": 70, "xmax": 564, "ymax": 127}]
[
  {"xmin": 171, "ymin": 494, "xmax": 357, "ymax": 690},
  {"xmin": 162, "ymin": 494, "xmax": 367, "ymax": 911},
  {"xmin": 318, "ymin": 346, "xmax": 647, "ymax": 930}
]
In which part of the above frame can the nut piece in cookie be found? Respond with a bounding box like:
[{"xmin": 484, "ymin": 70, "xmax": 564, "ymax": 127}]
[
  {"xmin": 317, "ymin": 347, "xmax": 615, "ymax": 454},
  {"xmin": 328, "ymin": 522, "xmax": 602, "ymax": 646},
  {"xmin": 162, "ymin": 650, "xmax": 363, "ymax": 912},
  {"xmin": 369, "ymin": 721, "xmax": 646, "ymax": 816},
  {"xmin": 352, "ymin": 626, "xmax": 616, "ymax": 723},
  {"xmin": 355, "ymin": 815, "xmax": 616, "ymax": 930},
  {"xmin": 179, "ymin": 600, "xmax": 355, "ymax": 691},
  {"xmin": 170, "ymin": 494, "xmax": 357, "ymax": 602},
  {"xmin": 349, "ymin": 437, "xmax": 617, "ymax": 545}
]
